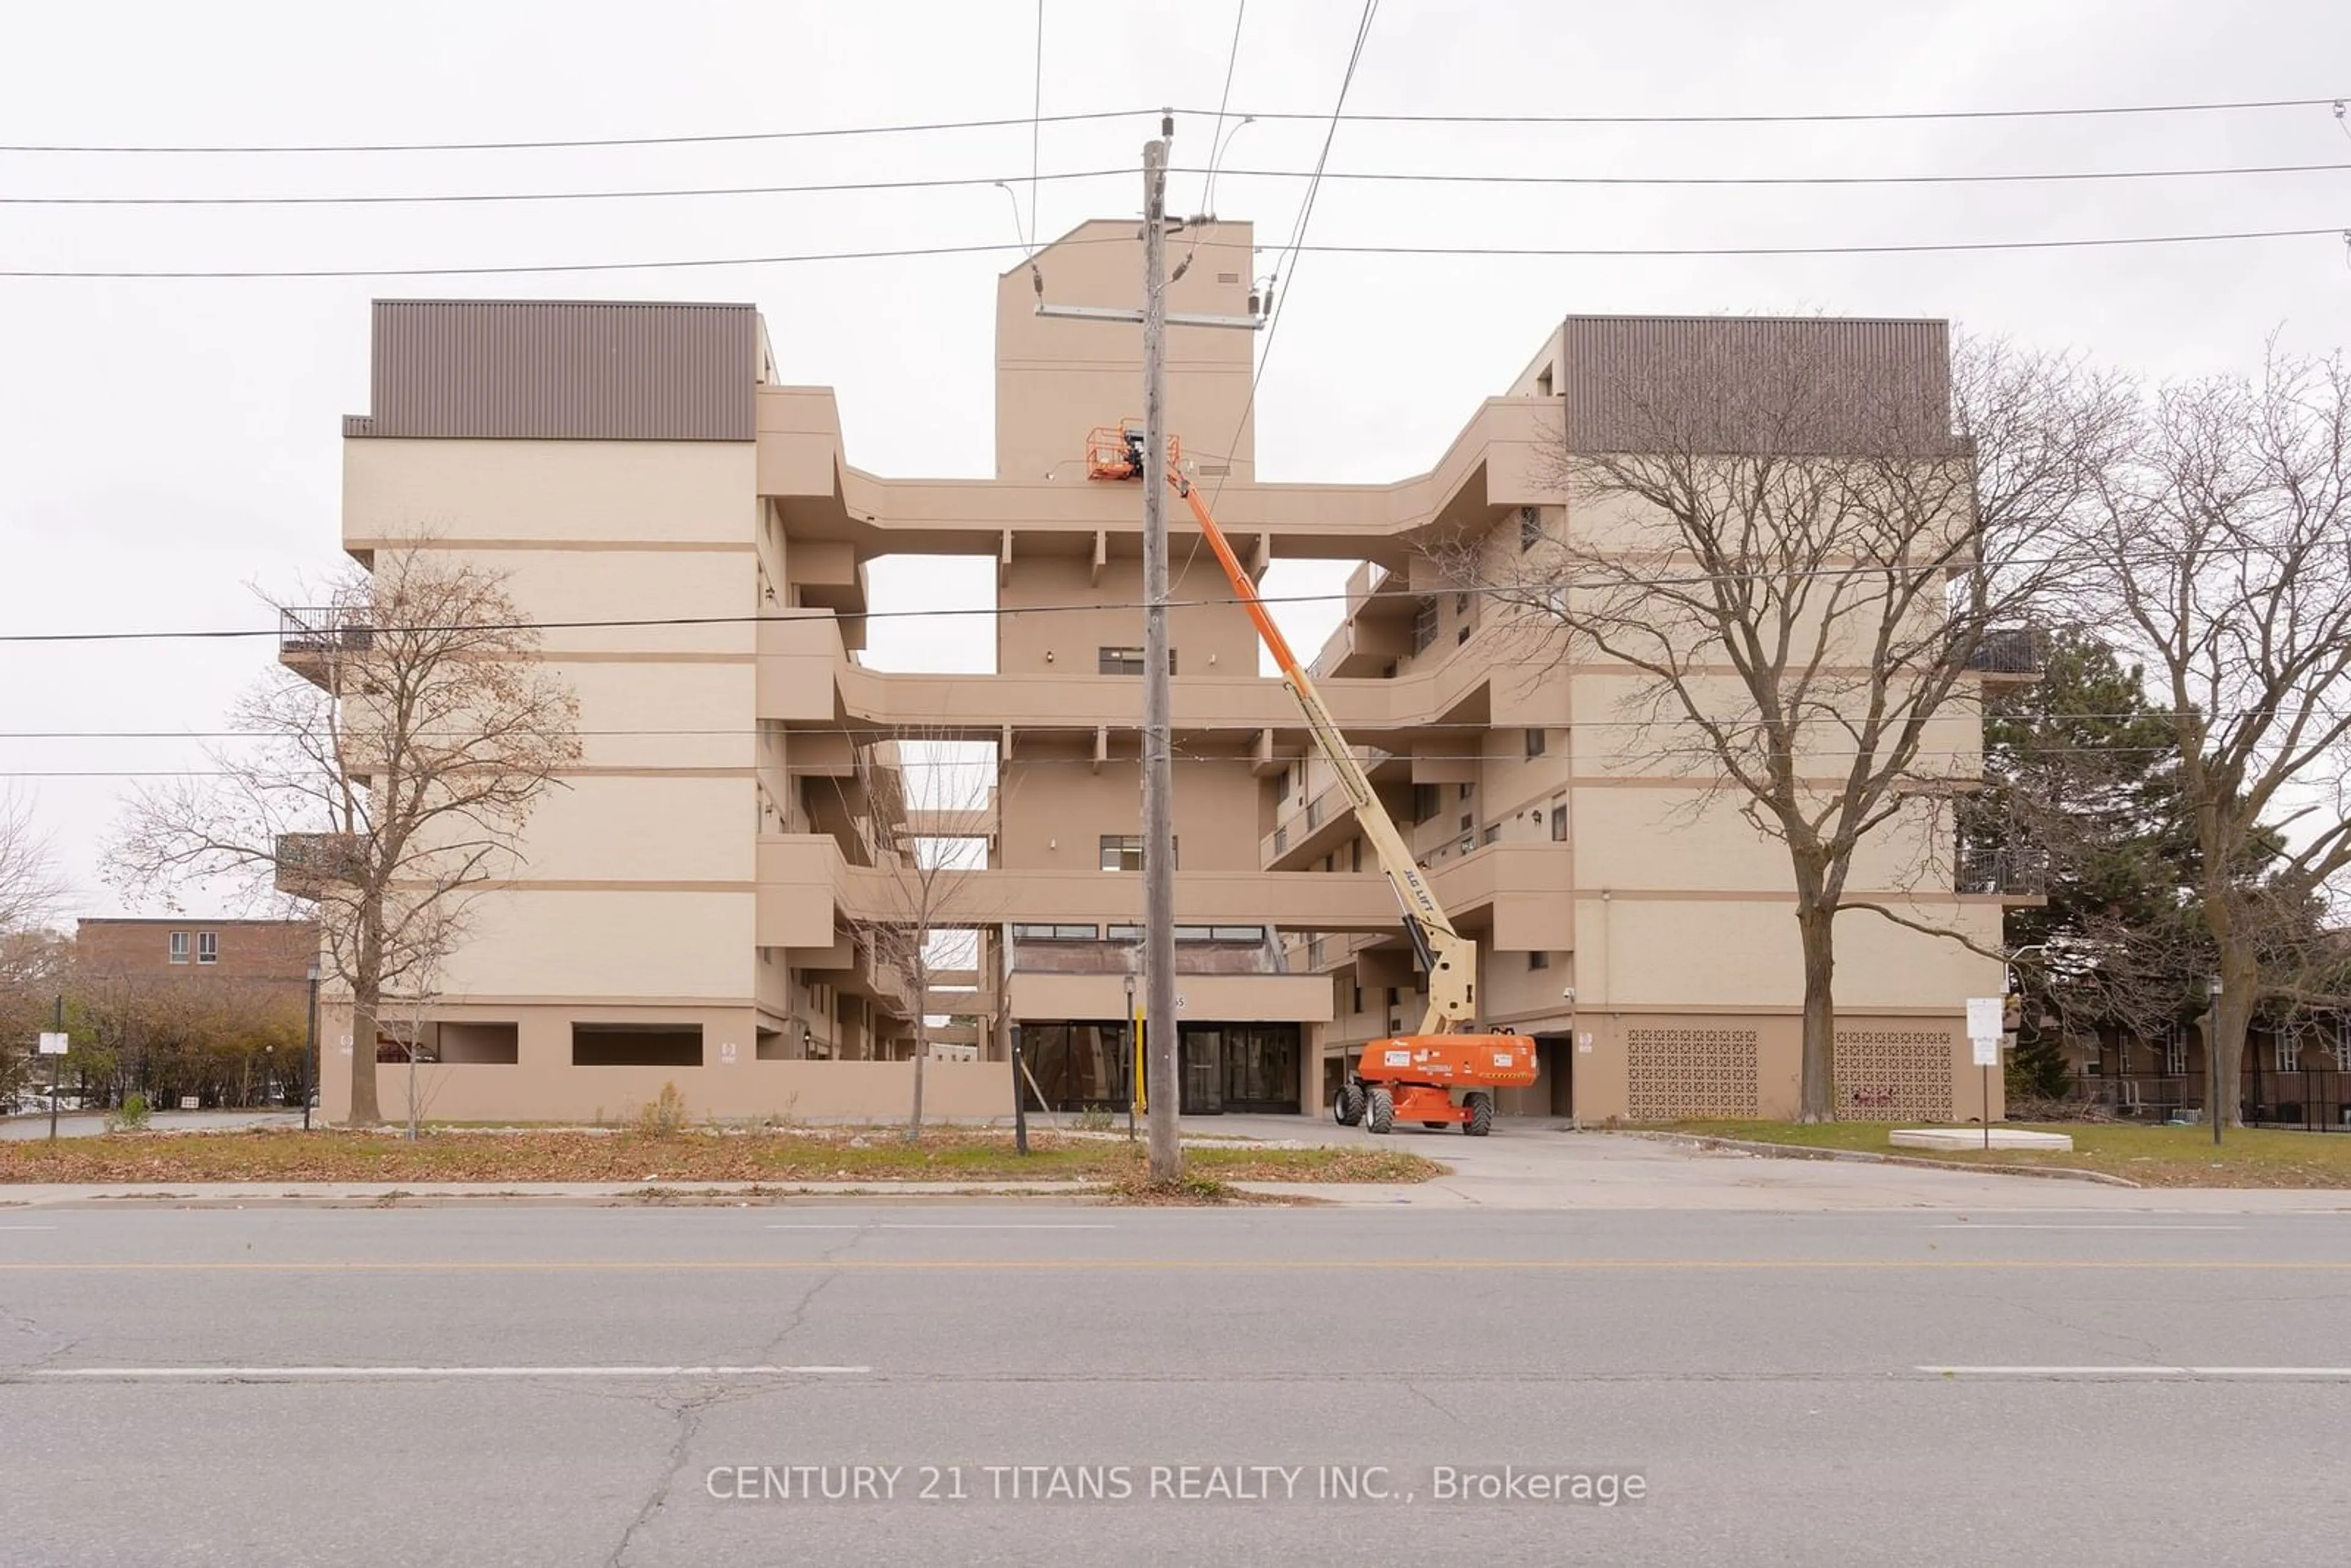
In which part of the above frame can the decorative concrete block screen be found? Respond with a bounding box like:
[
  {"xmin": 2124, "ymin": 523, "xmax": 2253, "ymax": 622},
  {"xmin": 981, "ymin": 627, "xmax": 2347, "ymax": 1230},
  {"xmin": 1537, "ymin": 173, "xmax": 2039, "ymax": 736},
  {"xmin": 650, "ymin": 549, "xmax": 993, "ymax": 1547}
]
[
  {"xmin": 1835, "ymin": 1029, "xmax": 1955, "ymax": 1122},
  {"xmin": 1626, "ymin": 1027, "xmax": 1759, "ymax": 1119}
]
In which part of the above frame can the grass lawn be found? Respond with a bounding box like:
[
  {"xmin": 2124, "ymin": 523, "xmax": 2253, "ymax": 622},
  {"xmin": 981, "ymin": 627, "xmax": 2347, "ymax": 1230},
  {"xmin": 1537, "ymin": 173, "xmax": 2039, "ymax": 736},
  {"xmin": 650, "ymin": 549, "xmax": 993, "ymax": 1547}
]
[
  {"xmin": 1660, "ymin": 1119, "xmax": 2351, "ymax": 1188},
  {"xmin": 0, "ymin": 1127, "xmax": 1442, "ymax": 1190}
]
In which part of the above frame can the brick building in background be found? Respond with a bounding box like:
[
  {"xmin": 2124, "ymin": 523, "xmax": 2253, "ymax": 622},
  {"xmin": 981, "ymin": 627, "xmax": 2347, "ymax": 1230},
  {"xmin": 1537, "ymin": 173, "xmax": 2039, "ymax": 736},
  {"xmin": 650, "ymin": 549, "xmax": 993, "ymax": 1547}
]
[{"xmin": 75, "ymin": 918, "xmax": 318, "ymax": 1000}]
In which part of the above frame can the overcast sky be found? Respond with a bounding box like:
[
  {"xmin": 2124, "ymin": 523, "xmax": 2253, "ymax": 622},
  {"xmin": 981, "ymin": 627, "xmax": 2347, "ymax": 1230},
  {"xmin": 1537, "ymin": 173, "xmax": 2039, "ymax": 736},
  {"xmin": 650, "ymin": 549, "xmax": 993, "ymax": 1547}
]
[{"xmin": 4, "ymin": 0, "xmax": 2347, "ymax": 918}]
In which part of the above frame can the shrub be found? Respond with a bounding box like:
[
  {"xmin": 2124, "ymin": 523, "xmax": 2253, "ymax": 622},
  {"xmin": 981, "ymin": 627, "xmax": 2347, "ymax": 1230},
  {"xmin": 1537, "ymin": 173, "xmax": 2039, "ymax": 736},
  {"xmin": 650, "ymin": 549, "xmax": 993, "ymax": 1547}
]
[
  {"xmin": 109, "ymin": 1093, "xmax": 152, "ymax": 1133},
  {"xmin": 1073, "ymin": 1105, "xmax": 1116, "ymax": 1133},
  {"xmin": 634, "ymin": 1082, "xmax": 689, "ymax": 1139}
]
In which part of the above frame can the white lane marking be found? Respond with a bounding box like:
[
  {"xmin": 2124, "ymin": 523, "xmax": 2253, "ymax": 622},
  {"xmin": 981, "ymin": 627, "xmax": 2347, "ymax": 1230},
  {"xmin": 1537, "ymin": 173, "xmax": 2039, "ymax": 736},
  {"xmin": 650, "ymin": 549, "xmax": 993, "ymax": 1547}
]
[
  {"xmin": 1931, "ymin": 1223, "xmax": 2244, "ymax": 1231},
  {"xmin": 1921, "ymin": 1365, "xmax": 2351, "ymax": 1378},
  {"xmin": 29, "ymin": 1364, "xmax": 870, "ymax": 1379},
  {"xmin": 765, "ymin": 1223, "xmax": 1114, "ymax": 1231}
]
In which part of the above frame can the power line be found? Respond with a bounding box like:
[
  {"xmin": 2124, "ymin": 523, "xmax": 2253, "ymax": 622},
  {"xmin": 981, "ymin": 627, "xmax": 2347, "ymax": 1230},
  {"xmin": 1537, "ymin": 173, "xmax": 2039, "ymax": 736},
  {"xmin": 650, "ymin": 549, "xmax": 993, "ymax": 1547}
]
[
  {"xmin": 1282, "ymin": 95, "xmax": 2351, "ymax": 127},
  {"xmin": 0, "ymin": 167, "xmax": 1138, "ymax": 207},
  {"xmin": 6, "ymin": 94, "xmax": 2336, "ymax": 156},
  {"xmin": 0, "ymin": 108, "xmax": 1165, "ymax": 156},
  {"xmin": 0, "ymin": 536, "xmax": 2328, "ymax": 644},
  {"xmin": 1199, "ymin": 0, "xmax": 1251, "ymax": 217},
  {"xmin": 1207, "ymin": 0, "xmax": 1378, "ymax": 519},
  {"xmin": 8, "ymin": 224, "xmax": 2333, "ymax": 280},
  {"xmin": 16, "ymin": 159, "xmax": 2347, "ymax": 207}
]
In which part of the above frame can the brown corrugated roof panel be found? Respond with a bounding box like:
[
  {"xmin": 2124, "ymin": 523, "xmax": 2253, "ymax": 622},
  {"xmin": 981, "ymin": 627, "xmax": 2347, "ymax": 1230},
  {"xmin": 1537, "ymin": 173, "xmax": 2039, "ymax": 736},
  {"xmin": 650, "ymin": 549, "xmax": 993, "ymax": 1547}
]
[{"xmin": 353, "ymin": 299, "xmax": 757, "ymax": 441}]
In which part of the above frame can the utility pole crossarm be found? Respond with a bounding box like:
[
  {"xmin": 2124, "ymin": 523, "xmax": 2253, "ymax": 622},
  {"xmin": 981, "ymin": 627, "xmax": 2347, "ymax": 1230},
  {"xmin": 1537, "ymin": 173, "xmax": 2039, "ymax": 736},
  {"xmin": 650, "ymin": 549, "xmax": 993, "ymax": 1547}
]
[{"xmin": 1037, "ymin": 303, "xmax": 1265, "ymax": 331}]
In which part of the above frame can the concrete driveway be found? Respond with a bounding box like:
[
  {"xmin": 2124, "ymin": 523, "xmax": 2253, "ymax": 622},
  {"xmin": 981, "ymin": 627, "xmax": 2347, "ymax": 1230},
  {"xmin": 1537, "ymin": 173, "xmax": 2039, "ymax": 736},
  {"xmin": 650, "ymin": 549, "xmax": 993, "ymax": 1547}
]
[{"xmin": 1196, "ymin": 1111, "xmax": 2351, "ymax": 1213}]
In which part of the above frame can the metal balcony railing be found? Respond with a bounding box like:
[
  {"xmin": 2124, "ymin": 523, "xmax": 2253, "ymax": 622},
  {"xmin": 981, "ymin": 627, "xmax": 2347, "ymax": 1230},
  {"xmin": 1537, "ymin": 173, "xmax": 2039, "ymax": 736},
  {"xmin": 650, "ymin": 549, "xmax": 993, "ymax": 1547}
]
[
  {"xmin": 1955, "ymin": 839, "xmax": 2049, "ymax": 896},
  {"xmin": 1964, "ymin": 626, "xmax": 2045, "ymax": 677},
  {"xmin": 278, "ymin": 606, "xmax": 373, "ymax": 657}
]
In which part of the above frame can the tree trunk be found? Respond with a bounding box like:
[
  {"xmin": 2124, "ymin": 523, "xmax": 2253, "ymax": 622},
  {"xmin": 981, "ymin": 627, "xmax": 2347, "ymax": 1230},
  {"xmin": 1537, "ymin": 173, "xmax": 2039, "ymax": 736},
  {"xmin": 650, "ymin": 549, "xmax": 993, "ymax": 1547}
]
[
  {"xmin": 1796, "ymin": 900, "xmax": 1839, "ymax": 1122},
  {"xmin": 2212, "ymin": 943, "xmax": 2259, "ymax": 1134},
  {"xmin": 347, "ymin": 981, "xmax": 381, "ymax": 1126},
  {"xmin": 906, "ymin": 970, "xmax": 928, "ymax": 1144}
]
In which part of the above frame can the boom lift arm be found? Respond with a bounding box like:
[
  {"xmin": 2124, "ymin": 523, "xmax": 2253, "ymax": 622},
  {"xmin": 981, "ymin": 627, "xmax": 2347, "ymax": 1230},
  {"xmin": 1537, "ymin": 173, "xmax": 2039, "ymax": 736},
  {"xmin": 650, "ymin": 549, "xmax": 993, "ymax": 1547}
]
[{"xmin": 1165, "ymin": 467, "xmax": 1480, "ymax": 1036}]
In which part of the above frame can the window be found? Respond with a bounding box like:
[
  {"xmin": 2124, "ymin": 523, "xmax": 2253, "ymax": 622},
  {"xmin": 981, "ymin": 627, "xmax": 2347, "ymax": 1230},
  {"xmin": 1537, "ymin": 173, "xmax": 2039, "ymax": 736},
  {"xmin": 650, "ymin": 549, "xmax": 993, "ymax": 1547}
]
[
  {"xmin": 1308, "ymin": 936, "xmax": 1325, "ymax": 967},
  {"xmin": 1411, "ymin": 598, "xmax": 1438, "ymax": 654},
  {"xmin": 1550, "ymin": 804, "xmax": 1569, "ymax": 842},
  {"xmin": 1454, "ymin": 592, "xmax": 1470, "ymax": 614},
  {"xmin": 1519, "ymin": 506, "xmax": 1543, "ymax": 552},
  {"xmin": 1014, "ymin": 923, "xmax": 1099, "ymax": 941},
  {"xmin": 1528, "ymin": 951, "xmax": 1550, "ymax": 971},
  {"xmin": 1482, "ymin": 825, "xmax": 1501, "ymax": 846},
  {"xmin": 1274, "ymin": 767, "xmax": 1290, "ymax": 801},
  {"xmin": 1458, "ymin": 783, "xmax": 1475, "ymax": 801},
  {"xmin": 1460, "ymin": 834, "xmax": 1475, "ymax": 855},
  {"xmin": 1459, "ymin": 813, "xmax": 1474, "ymax": 832},
  {"xmin": 2333, "ymin": 1022, "xmax": 2351, "ymax": 1072},
  {"xmin": 1385, "ymin": 988, "xmax": 1401, "ymax": 1008},
  {"xmin": 1351, "ymin": 983, "xmax": 1364, "ymax": 1014},
  {"xmin": 1525, "ymin": 728, "xmax": 1547, "ymax": 759},
  {"xmin": 1097, "ymin": 647, "xmax": 1176, "ymax": 675},
  {"xmin": 196, "ymin": 931, "xmax": 218, "ymax": 965},
  {"xmin": 1412, "ymin": 784, "xmax": 1440, "ymax": 823},
  {"xmin": 168, "ymin": 931, "xmax": 189, "ymax": 964},
  {"xmin": 2163, "ymin": 1027, "xmax": 2188, "ymax": 1078},
  {"xmin": 1349, "ymin": 838, "xmax": 1363, "ymax": 872},
  {"xmin": 2274, "ymin": 1030, "xmax": 2302, "ymax": 1073},
  {"xmin": 1098, "ymin": 836, "xmax": 1176, "ymax": 871},
  {"xmin": 1457, "ymin": 625, "xmax": 1471, "ymax": 646}
]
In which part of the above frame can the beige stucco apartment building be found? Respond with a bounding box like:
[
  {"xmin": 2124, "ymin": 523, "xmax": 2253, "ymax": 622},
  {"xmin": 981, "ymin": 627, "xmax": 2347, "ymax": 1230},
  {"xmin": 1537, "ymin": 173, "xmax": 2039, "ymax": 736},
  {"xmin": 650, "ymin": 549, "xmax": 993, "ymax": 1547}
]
[{"xmin": 307, "ymin": 219, "xmax": 2018, "ymax": 1127}]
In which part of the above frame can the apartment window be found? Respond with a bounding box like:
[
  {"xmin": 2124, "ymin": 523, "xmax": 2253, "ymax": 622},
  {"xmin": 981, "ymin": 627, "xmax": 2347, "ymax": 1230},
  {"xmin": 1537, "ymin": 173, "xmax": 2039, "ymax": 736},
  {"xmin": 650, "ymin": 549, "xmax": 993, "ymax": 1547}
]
[
  {"xmin": 1308, "ymin": 936, "xmax": 1325, "ymax": 967},
  {"xmin": 1459, "ymin": 813, "xmax": 1474, "ymax": 833},
  {"xmin": 1458, "ymin": 782, "xmax": 1475, "ymax": 801},
  {"xmin": 2274, "ymin": 1030, "xmax": 2302, "ymax": 1074},
  {"xmin": 1454, "ymin": 592, "xmax": 1470, "ymax": 615},
  {"xmin": 1411, "ymin": 597, "xmax": 1438, "ymax": 654},
  {"xmin": 1098, "ymin": 836, "xmax": 1176, "ymax": 871},
  {"xmin": 196, "ymin": 931, "xmax": 218, "ymax": 965},
  {"xmin": 1412, "ymin": 783, "xmax": 1441, "ymax": 824},
  {"xmin": 1274, "ymin": 767, "xmax": 1290, "ymax": 801},
  {"xmin": 1482, "ymin": 825, "xmax": 1501, "ymax": 846},
  {"xmin": 1014, "ymin": 923, "xmax": 1099, "ymax": 941},
  {"xmin": 1519, "ymin": 506, "xmax": 1542, "ymax": 552},
  {"xmin": 1098, "ymin": 646, "xmax": 1176, "ymax": 676},
  {"xmin": 1385, "ymin": 988, "xmax": 1401, "ymax": 1009},
  {"xmin": 1528, "ymin": 951, "xmax": 1550, "ymax": 972},
  {"xmin": 168, "ymin": 931, "xmax": 190, "ymax": 964},
  {"xmin": 1351, "ymin": 983, "xmax": 1364, "ymax": 1014},
  {"xmin": 1550, "ymin": 803, "xmax": 1569, "ymax": 842},
  {"xmin": 1525, "ymin": 728, "xmax": 1547, "ymax": 759},
  {"xmin": 2332, "ymin": 1022, "xmax": 2351, "ymax": 1072},
  {"xmin": 1457, "ymin": 624, "xmax": 1471, "ymax": 647},
  {"xmin": 2164, "ymin": 1027, "xmax": 2188, "ymax": 1078}
]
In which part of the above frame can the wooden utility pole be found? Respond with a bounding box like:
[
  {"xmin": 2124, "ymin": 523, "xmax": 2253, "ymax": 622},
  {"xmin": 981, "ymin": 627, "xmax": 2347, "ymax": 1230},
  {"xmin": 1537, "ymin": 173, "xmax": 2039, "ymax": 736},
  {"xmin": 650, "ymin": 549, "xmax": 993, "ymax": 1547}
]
[{"xmin": 1138, "ymin": 134, "xmax": 1181, "ymax": 1180}]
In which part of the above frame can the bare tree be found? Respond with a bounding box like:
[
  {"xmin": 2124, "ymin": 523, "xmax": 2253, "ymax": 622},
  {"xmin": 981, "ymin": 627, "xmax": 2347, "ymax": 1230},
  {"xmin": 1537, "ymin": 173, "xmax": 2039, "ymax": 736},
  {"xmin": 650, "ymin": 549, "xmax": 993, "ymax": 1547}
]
[
  {"xmin": 2062, "ymin": 347, "xmax": 2351, "ymax": 1132},
  {"xmin": 0, "ymin": 790, "xmax": 69, "ymax": 1105},
  {"xmin": 107, "ymin": 543, "xmax": 579, "ymax": 1125},
  {"xmin": 1456, "ymin": 323, "xmax": 2126, "ymax": 1119},
  {"xmin": 839, "ymin": 732, "xmax": 998, "ymax": 1140}
]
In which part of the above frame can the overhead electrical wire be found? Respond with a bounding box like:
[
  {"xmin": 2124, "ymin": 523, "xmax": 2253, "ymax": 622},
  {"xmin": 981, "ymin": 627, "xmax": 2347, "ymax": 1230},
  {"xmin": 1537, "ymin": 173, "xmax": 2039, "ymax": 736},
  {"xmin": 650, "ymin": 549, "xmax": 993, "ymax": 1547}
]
[
  {"xmin": 0, "ymin": 535, "xmax": 2320, "ymax": 644},
  {"xmin": 10, "ymin": 159, "xmax": 2346, "ymax": 206},
  {"xmin": 4, "ymin": 94, "xmax": 2336, "ymax": 155}
]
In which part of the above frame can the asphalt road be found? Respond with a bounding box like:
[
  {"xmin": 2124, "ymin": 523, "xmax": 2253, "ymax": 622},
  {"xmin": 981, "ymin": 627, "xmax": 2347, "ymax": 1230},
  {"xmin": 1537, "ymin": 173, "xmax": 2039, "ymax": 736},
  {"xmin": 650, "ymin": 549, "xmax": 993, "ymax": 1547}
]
[
  {"xmin": 4, "ymin": 1206, "xmax": 2349, "ymax": 1567},
  {"xmin": 0, "ymin": 1109, "xmax": 299, "ymax": 1141}
]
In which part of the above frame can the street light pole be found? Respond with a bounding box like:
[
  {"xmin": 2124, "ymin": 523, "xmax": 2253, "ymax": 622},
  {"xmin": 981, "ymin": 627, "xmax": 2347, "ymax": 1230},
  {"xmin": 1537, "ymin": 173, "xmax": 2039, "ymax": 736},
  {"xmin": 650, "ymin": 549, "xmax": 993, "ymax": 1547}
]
[
  {"xmin": 48, "ymin": 993, "xmax": 62, "ymax": 1142},
  {"xmin": 303, "ymin": 962, "xmax": 319, "ymax": 1131},
  {"xmin": 2207, "ymin": 973, "xmax": 2224, "ymax": 1148}
]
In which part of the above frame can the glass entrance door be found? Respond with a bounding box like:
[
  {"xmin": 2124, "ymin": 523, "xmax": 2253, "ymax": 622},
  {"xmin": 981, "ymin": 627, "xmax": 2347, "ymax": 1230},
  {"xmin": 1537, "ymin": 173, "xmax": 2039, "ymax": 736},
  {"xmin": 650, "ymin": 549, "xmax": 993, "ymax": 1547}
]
[{"xmin": 1180, "ymin": 1027, "xmax": 1223, "ymax": 1114}]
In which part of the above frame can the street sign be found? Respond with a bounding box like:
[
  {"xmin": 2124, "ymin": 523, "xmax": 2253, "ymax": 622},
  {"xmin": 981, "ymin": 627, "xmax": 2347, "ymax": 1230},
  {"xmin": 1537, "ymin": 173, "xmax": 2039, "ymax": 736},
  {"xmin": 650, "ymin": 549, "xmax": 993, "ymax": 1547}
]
[
  {"xmin": 1965, "ymin": 996, "xmax": 2005, "ymax": 1042},
  {"xmin": 1971, "ymin": 1036, "xmax": 2000, "ymax": 1067},
  {"xmin": 36, "ymin": 1032, "xmax": 67, "ymax": 1056}
]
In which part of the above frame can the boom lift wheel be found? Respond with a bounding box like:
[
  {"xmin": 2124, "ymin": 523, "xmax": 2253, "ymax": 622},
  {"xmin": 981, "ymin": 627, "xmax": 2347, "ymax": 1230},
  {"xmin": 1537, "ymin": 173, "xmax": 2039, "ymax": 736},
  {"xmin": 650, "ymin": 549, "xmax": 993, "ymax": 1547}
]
[
  {"xmin": 1334, "ymin": 1081, "xmax": 1365, "ymax": 1127},
  {"xmin": 1365, "ymin": 1087, "xmax": 1395, "ymax": 1135},
  {"xmin": 1464, "ymin": 1092, "xmax": 1494, "ymax": 1137}
]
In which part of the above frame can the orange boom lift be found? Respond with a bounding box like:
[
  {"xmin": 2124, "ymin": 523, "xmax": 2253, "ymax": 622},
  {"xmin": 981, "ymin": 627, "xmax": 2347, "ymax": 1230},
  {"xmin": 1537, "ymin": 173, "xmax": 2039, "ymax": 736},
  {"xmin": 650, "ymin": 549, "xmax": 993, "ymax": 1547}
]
[{"xmin": 1087, "ymin": 424, "xmax": 1537, "ymax": 1135}]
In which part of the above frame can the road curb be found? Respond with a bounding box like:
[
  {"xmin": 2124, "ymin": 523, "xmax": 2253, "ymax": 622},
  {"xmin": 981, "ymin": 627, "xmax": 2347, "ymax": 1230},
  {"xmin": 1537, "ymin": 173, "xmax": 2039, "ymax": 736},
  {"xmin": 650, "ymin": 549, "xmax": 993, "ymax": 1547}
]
[{"xmin": 1614, "ymin": 1130, "xmax": 2145, "ymax": 1188}]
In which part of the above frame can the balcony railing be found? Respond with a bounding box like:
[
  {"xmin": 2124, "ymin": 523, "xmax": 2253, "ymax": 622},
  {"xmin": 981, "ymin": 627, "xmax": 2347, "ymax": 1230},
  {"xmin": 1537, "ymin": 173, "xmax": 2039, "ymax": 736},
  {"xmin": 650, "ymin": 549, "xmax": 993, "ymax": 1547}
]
[
  {"xmin": 279, "ymin": 606, "xmax": 374, "ymax": 658},
  {"xmin": 274, "ymin": 832, "xmax": 364, "ymax": 895},
  {"xmin": 1964, "ymin": 626, "xmax": 2045, "ymax": 677},
  {"xmin": 1956, "ymin": 839, "xmax": 2049, "ymax": 896}
]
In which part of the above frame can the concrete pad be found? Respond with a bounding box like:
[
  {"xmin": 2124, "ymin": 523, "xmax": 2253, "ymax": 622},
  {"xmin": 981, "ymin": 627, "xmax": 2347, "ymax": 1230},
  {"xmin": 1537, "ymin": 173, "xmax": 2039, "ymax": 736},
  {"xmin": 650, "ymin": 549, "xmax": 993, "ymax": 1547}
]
[{"xmin": 1891, "ymin": 1127, "xmax": 2075, "ymax": 1152}]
